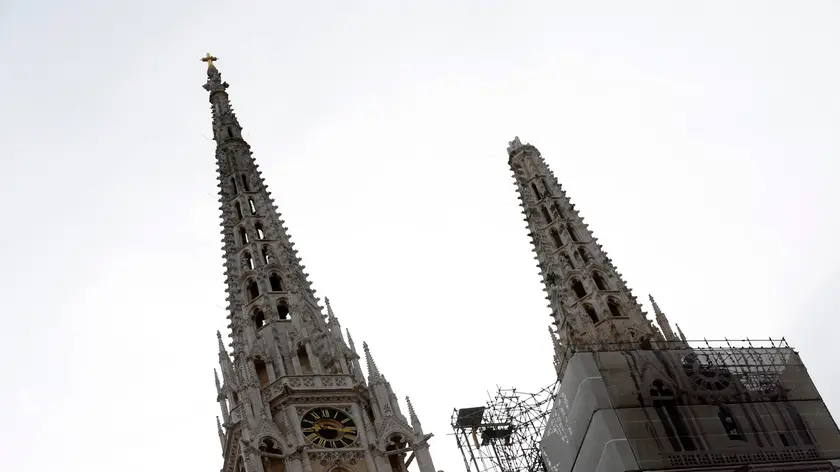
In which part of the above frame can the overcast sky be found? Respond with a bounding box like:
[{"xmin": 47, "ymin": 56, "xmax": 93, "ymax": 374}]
[{"xmin": 1, "ymin": 1, "xmax": 839, "ymax": 471}]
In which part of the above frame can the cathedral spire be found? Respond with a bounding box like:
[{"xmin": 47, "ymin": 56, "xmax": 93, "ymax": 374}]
[
  {"xmin": 507, "ymin": 137, "xmax": 657, "ymax": 369},
  {"xmin": 204, "ymin": 57, "xmax": 438, "ymax": 472}
]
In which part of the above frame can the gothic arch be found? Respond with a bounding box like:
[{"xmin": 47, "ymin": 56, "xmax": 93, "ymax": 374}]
[
  {"xmin": 375, "ymin": 419, "xmax": 415, "ymax": 451},
  {"xmin": 327, "ymin": 467, "xmax": 353, "ymax": 472},
  {"xmin": 607, "ymin": 297, "xmax": 624, "ymax": 317}
]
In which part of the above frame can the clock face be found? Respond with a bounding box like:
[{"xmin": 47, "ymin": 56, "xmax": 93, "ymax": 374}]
[{"xmin": 300, "ymin": 407, "xmax": 358, "ymax": 448}]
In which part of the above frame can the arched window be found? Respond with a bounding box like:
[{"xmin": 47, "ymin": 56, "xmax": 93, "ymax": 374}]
[
  {"xmin": 239, "ymin": 227, "xmax": 249, "ymax": 245},
  {"xmin": 246, "ymin": 280, "xmax": 260, "ymax": 301},
  {"xmin": 593, "ymin": 272, "xmax": 608, "ymax": 290},
  {"xmin": 584, "ymin": 305, "xmax": 598, "ymax": 323},
  {"xmin": 650, "ymin": 380, "xmax": 696, "ymax": 451},
  {"xmin": 541, "ymin": 178, "xmax": 552, "ymax": 196},
  {"xmin": 550, "ymin": 229, "xmax": 563, "ymax": 248},
  {"xmin": 298, "ymin": 345, "xmax": 312, "ymax": 374},
  {"xmin": 253, "ymin": 309, "xmax": 266, "ymax": 329},
  {"xmin": 551, "ymin": 202, "xmax": 565, "ymax": 219},
  {"xmin": 277, "ymin": 301, "xmax": 290, "ymax": 320},
  {"xmin": 540, "ymin": 206, "xmax": 552, "ymax": 224},
  {"xmin": 269, "ymin": 274, "xmax": 283, "ymax": 291},
  {"xmin": 230, "ymin": 177, "xmax": 238, "ymax": 195},
  {"xmin": 248, "ymin": 198, "xmax": 257, "ymax": 215},
  {"xmin": 607, "ymin": 299, "xmax": 623, "ymax": 317},
  {"xmin": 254, "ymin": 358, "xmax": 269, "ymax": 386},
  {"xmin": 243, "ymin": 251, "xmax": 254, "ymax": 270},
  {"xmin": 241, "ymin": 174, "xmax": 250, "ymax": 192},
  {"xmin": 261, "ymin": 246, "xmax": 272, "ymax": 265},
  {"xmin": 577, "ymin": 247, "xmax": 590, "ymax": 264},
  {"xmin": 255, "ymin": 223, "xmax": 265, "ymax": 239},
  {"xmin": 562, "ymin": 253, "xmax": 575, "ymax": 269},
  {"xmin": 566, "ymin": 224, "xmax": 579, "ymax": 242},
  {"xmin": 531, "ymin": 183, "xmax": 542, "ymax": 201},
  {"xmin": 571, "ymin": 279, "xmax": 586, "ymax": 298},
  {"xmin": 234, "ymin": 202, "xmax": 243, "ymax": 220}
]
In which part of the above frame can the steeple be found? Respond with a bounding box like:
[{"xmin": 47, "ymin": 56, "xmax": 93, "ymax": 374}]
[
  {"xmin": 507, "ymin": 137, "xmax": 661, "ymax": 375},
  {"xmin": 204, "ymin": 56, "xmax": 438, "ymax": 472}
]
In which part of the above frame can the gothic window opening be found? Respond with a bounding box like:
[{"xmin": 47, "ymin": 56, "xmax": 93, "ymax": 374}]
[
  {"xmin": 541, "ymin": 178, "xmax": 552, "ymax": 196},
  {"xmin": 262, "ymin": 246, "xmax": 272, "ymax": 265},
  {"xmin": 550, "ymin": 229, "xmax": 564, "ymax": 248},
  {"xmin": 718, "ymin": 406, "xmax": 745, "ymax": 441},
  {"xmin": 255, "ymin": 223, "xmax": 265, "ymax": 240},
  {"xmin": 577, "ymin": 247, "xmax": 590, "ymax": 264},
  {"xmin": 269, "ymin": 274, "xmax": 283, "ymax": 291},
  {"xmin": 243, "ymin": 252, "xmax": 254, "ymax": 270},
  {"xmin": 277, "ymin": 301, "xmax": 290, "ymax": 320},
  {"xmin": 253, "ymin": 309, "xmax": 266, "ymax": 329},
  {"xmin": 231, "ymin": 177, "xmax": 238, "ymax": 195},
  {"xmin": 298, "ymin": 345, "xmax": 313, "ymax": 374},
  {"xmin": 551, "ymin": 202, "xmax": 565, "ymax": 219},
  {"xmin": 246, "ymin": 280, "xmax": 260, "ymax": 301},
  {"xmin": 254, "ymin": 358, "xmax": 270, "ymax": 386},
  {"xmin": 248, "ymin": 198, "xmax": 257, "ymax": 215},
  {"xmin": 541, "ymin": 206, "xmax": 553, "ymax": 224},
  {"xmin": 386, "ymin": 434, "xmax": 410, "ymax": 472},
  {"xmin": 239, "ymin": 227, "xmax": 249, "ymax": 245},
  {"xmin": 562, "ymin": 253, "xmax": 575, "ymax": 269},
  {"xmin": 571, "ymin": 279, "xmax": 586, "ymax": 298},
  {"xmin": 227, "ymin": 127, "xmax": 235, "ymax": 139},
  {"xmin": 234, "ymin": 202, "xmax": 243, "ymax": 220},
  {"xmin": 584, "ymin": 304, "xmax": 598, "ymax": 323},
  {"xmin": 260, "ymin": 439, "xmax": 285, "ymax": 472},
  {"xmin": 608, "ymin": 299, "xmax": 623, "ymax": 317},
  {"xmin": 650, "ymin": 380, "xmax": 696, "ymax": 452},
  {"xmin": 531, "ymin": 183, "xmax": 542, "ymax": 201},
  {"xmin": 566, "ymin": 224, "xmax": 579, "ymax": 242},
  {"xmin": 241, "ymin": 174, "xmax": 250, "ymax": 192},
  {"xmin": 782, "ymin": 402, "xmax": 814, "ymax": 446},
  {"xmin": 593, "ymin": 273, "xmax": 608, "ymax": 290}
]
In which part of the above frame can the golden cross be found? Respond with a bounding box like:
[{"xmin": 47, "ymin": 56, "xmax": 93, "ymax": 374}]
[{"xmin": 201, "ymin": 53, "xmax": 218, "ymax": 69}]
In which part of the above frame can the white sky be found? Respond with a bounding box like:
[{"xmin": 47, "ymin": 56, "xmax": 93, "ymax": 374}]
[{"xmin": 1, "ymin": 1, "xmax": 839, "ymax": 471}]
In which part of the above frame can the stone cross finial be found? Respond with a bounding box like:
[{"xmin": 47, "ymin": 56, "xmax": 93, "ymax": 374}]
[{"xmin": 201, "ymin": 53, "xmax": 218, "ymax": 69}]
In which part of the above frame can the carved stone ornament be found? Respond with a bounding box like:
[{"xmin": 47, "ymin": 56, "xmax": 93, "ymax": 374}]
[{"xmin": 310, "ymin": 450, "xmax": 364, "ymax": 466}]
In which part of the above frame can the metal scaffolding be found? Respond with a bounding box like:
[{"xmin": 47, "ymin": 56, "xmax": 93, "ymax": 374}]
[
  {"xmin": 452, "ymin": 381, "xmax": 559, "ymax": 472},
  {"xmin": 451, "ymin": 337, "xmax": 803, "ymax": 472}
]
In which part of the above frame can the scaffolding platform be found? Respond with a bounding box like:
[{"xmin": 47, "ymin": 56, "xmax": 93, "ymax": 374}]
[{"xmin": 452, "ymin": 381, "xmax": 559, "ymax": 472}]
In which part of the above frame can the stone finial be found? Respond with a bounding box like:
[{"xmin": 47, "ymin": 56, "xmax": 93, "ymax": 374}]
[
  {"xmin": 649, "ymin": 294, "xmax": 662, "ymax": 316},
  {"xmin": 507, "ymin": 136, "xmax": 524, "ymax": 154},
  {"xmin": 362, "ymin": 341, "xmax": 381, "ymax": 380},
  {"xmin": 346, "ymin": 329, "xmax": 357, "ymax": 353},
  {"xmin": 676, "ymin": 324, "xmax": 688, "ymax": 343},
  {"xmin": 214, "ymin": 368, "xmax": 222, "ymax": 392},
  {"xmin": 325, "ymin": 297, "xmax": 337, "ymax": 323},
  {"xmin": 217, "ymin": 330, "xmax": 227, "ymax": 354},
  {"xmin": 406, "ymin": 396, "xmax": 423, "ymax": 431},
  {"xmin": 217, "ymin": 416, "xmax": 225, "ymax": 450}
]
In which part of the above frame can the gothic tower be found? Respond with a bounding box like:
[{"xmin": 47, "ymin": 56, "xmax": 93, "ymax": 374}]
[
  {"xmin": 203, "ymin": 55, "xmax": 436, "ymax": 472},
  {"xmin": 507, "ymin": 137, "xmax": 840, "ymax": 471},
  {"xmin": 507, "ymin": 136, "xmax": 681, "ymax": 374}
]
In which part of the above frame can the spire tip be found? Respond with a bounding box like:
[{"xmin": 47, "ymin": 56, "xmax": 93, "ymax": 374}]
[{"xmin": 201, "ymin": 53, "xmax": 218, "ymax": 69}]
